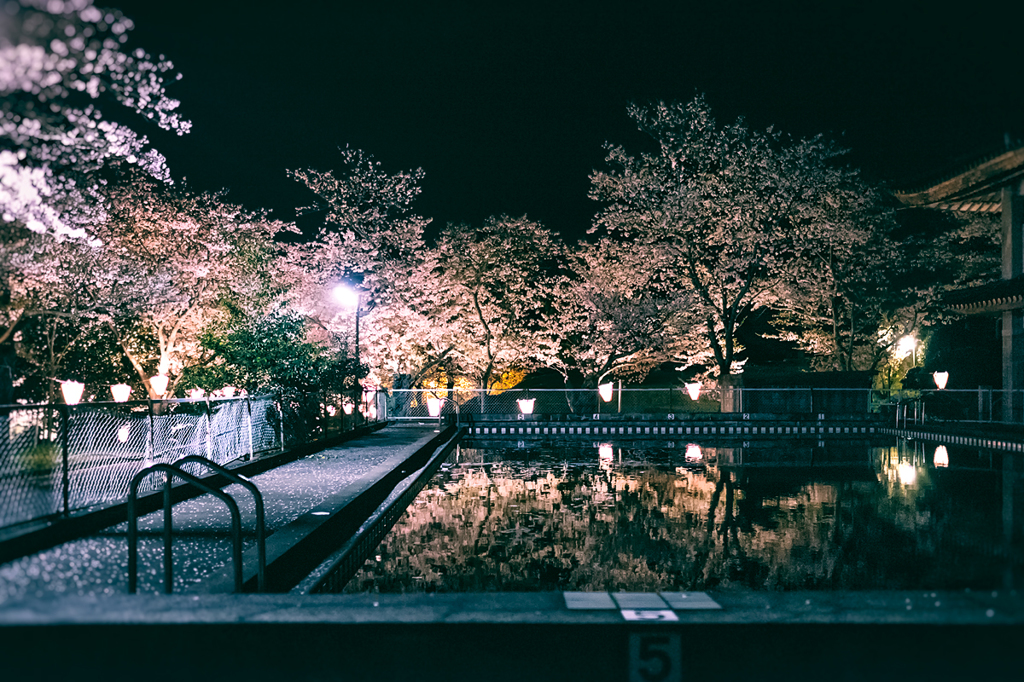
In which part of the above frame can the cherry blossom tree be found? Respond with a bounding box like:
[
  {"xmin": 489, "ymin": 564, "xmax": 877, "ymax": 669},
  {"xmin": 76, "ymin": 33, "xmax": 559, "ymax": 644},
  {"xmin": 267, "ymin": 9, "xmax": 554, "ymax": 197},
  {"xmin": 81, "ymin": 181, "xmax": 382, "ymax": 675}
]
[
  {"xmin": 1, "ymin": 0, "xmax": 190, "ymax": 243},
  {"xmin": 546, "ymin": 238, "xmax": 696, "ymax": 387},
  {"xmin": 435, "ymin": 215, "xmax": 566, "ymax": 392},
  {"xmin": 591, "ymin": 96, "xmax": 869, "ymax": 405}
]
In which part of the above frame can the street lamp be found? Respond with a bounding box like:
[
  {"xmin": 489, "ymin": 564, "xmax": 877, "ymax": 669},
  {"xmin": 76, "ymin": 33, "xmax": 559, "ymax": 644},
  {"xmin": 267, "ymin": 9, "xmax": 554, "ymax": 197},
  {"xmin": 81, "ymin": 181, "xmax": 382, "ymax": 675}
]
[
  {"xmin": 685, "ymin": 382, "xmax": 702, "ymax": 401},
  {"xmin": 897, "ymin": 335, "xmax": 917, "ymax": 366},
  {"xmin": 598, "ymin": 383, "xmax": 614, "ymax": 402},
  {"xmin": 334, "ymin": 284, "xmax": 363, "ymax": 420},
  {"xmin": 932, "ymin": 371, "xmax": 949, "ymax": 390},
  {"xmin": 149, "ymin": 374, "xmax": 169, "ymax": 397}
]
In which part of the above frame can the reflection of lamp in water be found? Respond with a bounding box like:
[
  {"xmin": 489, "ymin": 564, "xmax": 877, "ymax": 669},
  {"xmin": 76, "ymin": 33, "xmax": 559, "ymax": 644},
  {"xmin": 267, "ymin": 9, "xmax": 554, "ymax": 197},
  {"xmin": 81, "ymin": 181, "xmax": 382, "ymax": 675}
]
[
  {"xmin": 897, "ymin": 463, "xmax": 917, "ymax": 485},
  {"xmin": 61, "ymin": 380, "xmax": 84, "ymax": 405},
  {"xmin": 517, "ymin": 398, "xmax": 535, "ymax": 415},
  {"xmin": 326, "ymin": 405, "xmax": 337, "ymax": 417},
  {"xmin": 685, "ymin": 382, "xmax": 702, "ymax": 401},
  {"xmin": 342, "ymin": 402, "xmax": 354, "ymax": 415},
  {"xmin": 685, "ymin": 443, "xmax": 703, "ymax": 462},
  {"xmin": 934, "ymin": 445, "xmax": 949, "ymax": 468},
  {"xmin": 427, "ymin": 397, "xmax": 442, "ymax": 417},
  {"xmin": 932, "ymin": 371, "xmax": 949, "ymax": 390},
  {"xmin": 598, "ymin": 443, "xmax": 613, "ymax": 459},
  {"xmin": 598, "ymin": 383, "xmax": 614, "ymax": 402},
  {"xmin": 117, "ymin": 424, "xmax": 131, "ymax": 444},
  {"xmin": 110, "ymin": 383, "xmax": 132, "ymax": 403}
]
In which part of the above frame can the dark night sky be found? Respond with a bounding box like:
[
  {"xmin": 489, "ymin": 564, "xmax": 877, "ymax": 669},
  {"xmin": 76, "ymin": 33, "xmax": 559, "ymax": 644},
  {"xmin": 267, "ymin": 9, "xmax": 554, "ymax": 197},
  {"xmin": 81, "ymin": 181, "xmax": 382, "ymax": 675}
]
[{"xmin": 112, "ymin": 0, "xmax": 1024, "ymax": 240}]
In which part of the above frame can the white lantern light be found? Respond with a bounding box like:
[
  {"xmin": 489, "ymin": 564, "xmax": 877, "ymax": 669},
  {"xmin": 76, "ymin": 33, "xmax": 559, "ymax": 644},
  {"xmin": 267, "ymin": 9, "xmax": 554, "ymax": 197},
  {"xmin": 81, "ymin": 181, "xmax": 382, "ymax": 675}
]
[
  {"xmin": 342, "ymin": 402, "xmax": 354, "ymax": 415},
  {"xmin": 598, "ymin": 383, "xmax": 614, "ymax": 402},
  {"xmin": 117, "ymin": 424, "xmax": 131, "ymax": 444},
  {"xmin": 598, "ymin": 443, "xmax": 613, "ymax": 460},
  {"xmin": 187, "ymin": 388, "xmax": 205, "ymax": 400},
  {"xmin": 61, "ymin": 380, "xmax": 84, "ymax": 405},
  {"xmin": 685, "ymin": 382, "xmax": 702, "ymax": 401},
  {"xmin": 934, "ymin": 445, "xmax": 949, "ymax": 468},
  {"xmin": 222, "ymin": 386, "xmax": 237, "ymax": 398},
  {"xmin": 517, "ymin": 398, "xmax": 536, "ymax": 415},
  {"xmin": 149, "ymin": 374, "xmax": 169, "ymax": 396},
  {"xmin": 110, "ymin": 383, "xmax": 132, "ymax": 403},
  {"xmin": 332, "ymin": 284, "xmax": 360, "ymax": 309},
  {"xmin": 897, "ymin": 463, "xmax": 917, "ymax": 486},
  {"xmin": 426, "ymin": 397, "xmax": 442, "ymax": 417},
  {"xmin": 932, "ymin": 371, "xmax": 949, "ymax": 390},
  {"xmin": 326, "ymin": 405, "xmax": 337, "ymax": 416},
  {"xmin": 685, "ymin": 443, "xmax": 703, "ymax": 462}
]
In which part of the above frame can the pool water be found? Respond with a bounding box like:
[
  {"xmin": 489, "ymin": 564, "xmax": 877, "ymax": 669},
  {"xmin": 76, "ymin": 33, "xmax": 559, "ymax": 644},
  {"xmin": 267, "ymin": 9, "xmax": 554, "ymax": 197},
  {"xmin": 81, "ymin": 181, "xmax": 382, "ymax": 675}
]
[{"xmin": 344, "ymin": 438, "xmax": 1024, "ymax": 594}]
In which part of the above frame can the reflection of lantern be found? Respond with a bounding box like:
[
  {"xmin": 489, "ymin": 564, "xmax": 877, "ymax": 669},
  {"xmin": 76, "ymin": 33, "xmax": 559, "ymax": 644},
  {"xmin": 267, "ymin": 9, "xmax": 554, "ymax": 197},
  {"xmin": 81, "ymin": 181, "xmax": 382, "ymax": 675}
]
[
  {"xmin": 932, "ymin": 372, "xmax": 949, "ymax": 390},
  {"xmin": 427, "ymin": 397, "xmax": 442, "ymax": 417},
  {"xmin": 61, "ymin": 381, "xmax": 84, "ymax": 405},
  {"xmin": 685, "ymin": 382, "xmax": 702, "ymax": 401},
  {"xmin": 517, "ymin": 398, "xmax": 536, "ymax": 415},
  {"xmin": 934, "ymin": 445, "xmax": 949, "ymax": 468},
  {"xmin": 685, "ymin": 443, "xmax": 703, "ymax": 462},
  {"xmin": 110, "ymin": 383, "xmax": 132, "ymax": 403},
  {"xmin": 897, "ymin": 463, "xmax": 917, "ymax": 486},
  {"xmin": 326, "ymin": 405, "xmax": 337, "ymax": 416},
  {"xmin": 342, "ymin": 402, "xmax": 354, "ymax": 415},
  {"xmin": 598, "ymin": 443, "xmax": 613, "ymax": 459},
  {"xmin": 117, "ymin": 424, "xmax": 131, "ymax": 444},
  {"xmin": 149, "ymin": 375, "xmax": 169, "ymax": 396},
  {"xmin": 598, "ymin": 383, "xmax": 614, "ymax": 402}
]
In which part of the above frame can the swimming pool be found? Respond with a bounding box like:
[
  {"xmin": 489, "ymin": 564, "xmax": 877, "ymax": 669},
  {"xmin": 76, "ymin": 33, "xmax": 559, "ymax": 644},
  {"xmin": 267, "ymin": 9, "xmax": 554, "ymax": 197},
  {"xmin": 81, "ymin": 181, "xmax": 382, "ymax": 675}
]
[{"xmin": 344, "ymin": 437, "xmax": 1024, "ymax": 593}]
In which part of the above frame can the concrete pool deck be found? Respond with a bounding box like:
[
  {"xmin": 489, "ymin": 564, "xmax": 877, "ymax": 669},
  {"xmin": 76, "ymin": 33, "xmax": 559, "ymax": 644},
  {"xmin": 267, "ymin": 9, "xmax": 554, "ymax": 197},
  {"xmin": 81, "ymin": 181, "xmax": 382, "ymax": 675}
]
[{"xmin": 0, "ymin": 590, "xmax": 1021, "ymax": 681}]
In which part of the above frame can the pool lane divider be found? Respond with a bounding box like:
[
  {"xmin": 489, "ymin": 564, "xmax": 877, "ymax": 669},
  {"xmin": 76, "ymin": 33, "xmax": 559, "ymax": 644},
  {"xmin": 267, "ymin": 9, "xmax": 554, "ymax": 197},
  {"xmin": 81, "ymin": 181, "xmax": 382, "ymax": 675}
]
[{"xmin": 202, "ymin": 424, "xmax": 464, "ymax": 594}]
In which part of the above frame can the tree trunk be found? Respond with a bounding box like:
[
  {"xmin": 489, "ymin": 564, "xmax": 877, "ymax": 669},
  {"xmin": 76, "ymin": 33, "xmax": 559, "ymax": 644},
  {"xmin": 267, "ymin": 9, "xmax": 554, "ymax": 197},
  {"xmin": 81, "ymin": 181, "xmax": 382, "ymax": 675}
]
[{"xmin": 719, "ymin": 371, "xmax": 740, "ymax": 413}]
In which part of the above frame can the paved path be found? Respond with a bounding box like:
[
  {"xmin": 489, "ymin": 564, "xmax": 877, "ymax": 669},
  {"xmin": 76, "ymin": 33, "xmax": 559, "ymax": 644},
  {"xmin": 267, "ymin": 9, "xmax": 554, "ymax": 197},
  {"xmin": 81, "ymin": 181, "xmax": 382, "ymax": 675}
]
[{"xmin": 0, "ymin": 425, "xmax": 439, "ymax": 603}]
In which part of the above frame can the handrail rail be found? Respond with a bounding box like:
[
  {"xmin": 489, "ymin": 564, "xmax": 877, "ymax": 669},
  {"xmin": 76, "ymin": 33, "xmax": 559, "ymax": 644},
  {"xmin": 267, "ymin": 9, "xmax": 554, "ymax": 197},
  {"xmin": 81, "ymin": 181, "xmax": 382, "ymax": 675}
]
[
  {"xmin": 127, "ymin": 464, "xmax": 243, "ymax": 594},
  {"xmin": 173, "ymin": 455, "xmax": 266, "ymax": 592}
]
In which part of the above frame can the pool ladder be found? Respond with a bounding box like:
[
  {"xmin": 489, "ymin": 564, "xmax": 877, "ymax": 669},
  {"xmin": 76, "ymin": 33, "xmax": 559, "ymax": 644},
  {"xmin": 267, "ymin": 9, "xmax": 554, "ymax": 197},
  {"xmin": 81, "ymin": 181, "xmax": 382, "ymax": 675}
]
[{"xmin": 127, "ymin": 455, "xmax": 266, "ymax": 594}]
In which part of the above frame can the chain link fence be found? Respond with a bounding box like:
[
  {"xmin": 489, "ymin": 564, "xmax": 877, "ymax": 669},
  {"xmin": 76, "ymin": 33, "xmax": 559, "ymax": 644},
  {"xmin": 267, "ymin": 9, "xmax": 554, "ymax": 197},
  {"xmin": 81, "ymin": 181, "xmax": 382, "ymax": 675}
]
[
  {"xmin": 388, "ymin": 387, "xmax": 891, "ymax": 419},
  {"xmin": 0, "ymin": 391, "xmax": 385, "ymax": 533}
]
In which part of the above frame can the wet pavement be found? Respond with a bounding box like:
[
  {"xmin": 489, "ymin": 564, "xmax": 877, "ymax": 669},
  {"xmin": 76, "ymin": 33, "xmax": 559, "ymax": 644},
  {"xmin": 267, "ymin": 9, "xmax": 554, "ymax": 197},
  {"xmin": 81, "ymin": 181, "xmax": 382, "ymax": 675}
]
[{"xmin": 0, "ymin": 424, "xmax": 440, "ymax": 602}]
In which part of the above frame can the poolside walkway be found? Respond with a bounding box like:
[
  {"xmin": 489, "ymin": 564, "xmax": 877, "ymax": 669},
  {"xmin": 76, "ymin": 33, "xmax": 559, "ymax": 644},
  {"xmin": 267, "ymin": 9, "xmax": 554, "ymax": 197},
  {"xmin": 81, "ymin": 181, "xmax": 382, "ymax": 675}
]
[{"xmin": 0, "ymin": 422, "xmax": 451, "ymax": 602}]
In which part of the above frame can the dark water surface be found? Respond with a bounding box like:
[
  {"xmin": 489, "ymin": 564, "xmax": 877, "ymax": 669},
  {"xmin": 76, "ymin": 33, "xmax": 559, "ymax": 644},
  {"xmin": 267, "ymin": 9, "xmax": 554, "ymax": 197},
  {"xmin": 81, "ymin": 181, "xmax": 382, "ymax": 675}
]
[{"xmin": 345, "ymin": 438, "xmax": 1024, "ymax": 594}]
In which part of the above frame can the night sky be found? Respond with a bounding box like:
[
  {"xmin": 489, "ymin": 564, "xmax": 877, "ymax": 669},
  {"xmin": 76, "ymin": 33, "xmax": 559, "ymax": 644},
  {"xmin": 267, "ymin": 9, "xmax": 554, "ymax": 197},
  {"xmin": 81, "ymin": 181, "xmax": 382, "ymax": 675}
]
[{"xmin": 113, "ymin": 0, "xmax": 1024, "ymax": 240}]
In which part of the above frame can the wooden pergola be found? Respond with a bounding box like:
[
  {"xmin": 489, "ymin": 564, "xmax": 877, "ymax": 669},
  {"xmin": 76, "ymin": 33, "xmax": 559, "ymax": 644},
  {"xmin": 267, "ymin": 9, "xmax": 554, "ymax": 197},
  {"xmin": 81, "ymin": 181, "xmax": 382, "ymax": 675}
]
[{"xmin": 896, "ymin": 144, "xmax": 1024, "ymax": 420}]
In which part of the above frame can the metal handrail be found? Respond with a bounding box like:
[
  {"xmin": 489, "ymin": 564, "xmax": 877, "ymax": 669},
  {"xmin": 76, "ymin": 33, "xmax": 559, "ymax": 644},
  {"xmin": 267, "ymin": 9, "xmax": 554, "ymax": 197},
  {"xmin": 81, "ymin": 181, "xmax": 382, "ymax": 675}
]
[
  {"xmin": 173, "ymin": 455, "xmax": 266, "ymax": 592},
  {"xmin": 127, "ymin": 464, "xmax": 244, "ymax": 594}
]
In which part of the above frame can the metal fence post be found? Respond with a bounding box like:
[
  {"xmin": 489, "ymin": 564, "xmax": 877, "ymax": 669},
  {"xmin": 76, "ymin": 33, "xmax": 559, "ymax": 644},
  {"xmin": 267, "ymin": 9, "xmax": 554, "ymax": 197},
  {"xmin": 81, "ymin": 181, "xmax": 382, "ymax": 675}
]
[
  {"xmin": 147, "ymin": 398, "xmax": 155, "ymax": 462},
  {"xmin": 278, "ymin": 397, "xmax": 285, "ymax": 452},
  {"xmin": 205, "ymin": 396, "xmax": 213, "ymax": 459},
  {"xmin": 246, "ymin": 395, "xmax": 254, "ymax": 461},
  {"xmin": 60, "ymin": 404, "xmax": 70, "ymax": 516}
]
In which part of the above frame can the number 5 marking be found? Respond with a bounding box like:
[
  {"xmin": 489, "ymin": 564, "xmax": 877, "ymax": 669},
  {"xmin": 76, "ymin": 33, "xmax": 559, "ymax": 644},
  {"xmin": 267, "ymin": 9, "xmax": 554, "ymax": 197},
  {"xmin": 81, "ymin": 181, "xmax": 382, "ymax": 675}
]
[{"xmin": 629, "ymin": 633, "xmax": 681, "ymax": 682}]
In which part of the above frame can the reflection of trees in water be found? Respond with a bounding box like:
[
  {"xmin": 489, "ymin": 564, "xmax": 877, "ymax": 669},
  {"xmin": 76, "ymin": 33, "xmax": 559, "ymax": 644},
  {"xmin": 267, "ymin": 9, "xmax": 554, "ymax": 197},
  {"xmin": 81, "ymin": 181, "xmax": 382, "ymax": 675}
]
[{"xmin": 345, "ymin": 445, "xmax": 1019, "ymax": 593}]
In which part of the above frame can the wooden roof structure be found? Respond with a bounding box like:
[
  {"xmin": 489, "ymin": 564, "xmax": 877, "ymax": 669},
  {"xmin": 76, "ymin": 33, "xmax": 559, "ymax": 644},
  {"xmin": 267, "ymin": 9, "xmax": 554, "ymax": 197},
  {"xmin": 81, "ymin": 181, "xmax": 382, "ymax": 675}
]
[{"xmin": 894, "ymin": 144, "xmax": 1024, "ymax": 214}]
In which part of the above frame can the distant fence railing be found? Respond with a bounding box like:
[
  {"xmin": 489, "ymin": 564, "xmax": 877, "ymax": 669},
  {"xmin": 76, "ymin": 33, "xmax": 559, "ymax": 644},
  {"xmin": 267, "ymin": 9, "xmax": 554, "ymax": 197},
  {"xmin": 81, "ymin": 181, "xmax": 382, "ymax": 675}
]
[
  {"xmin": 386, "ymin": 387, "xmax": 1024, "ymax": 424},
  {"xmin": 0, "ymin": 390, "xmax": 386, "ymax": 533}
]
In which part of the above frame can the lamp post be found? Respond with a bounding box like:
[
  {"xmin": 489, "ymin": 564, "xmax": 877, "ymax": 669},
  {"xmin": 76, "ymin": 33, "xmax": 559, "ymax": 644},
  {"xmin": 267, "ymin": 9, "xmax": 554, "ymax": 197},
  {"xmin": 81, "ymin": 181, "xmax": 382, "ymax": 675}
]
[{"xmin": 334, "ymin": 284, "xmax": 362, "ymax": 425}]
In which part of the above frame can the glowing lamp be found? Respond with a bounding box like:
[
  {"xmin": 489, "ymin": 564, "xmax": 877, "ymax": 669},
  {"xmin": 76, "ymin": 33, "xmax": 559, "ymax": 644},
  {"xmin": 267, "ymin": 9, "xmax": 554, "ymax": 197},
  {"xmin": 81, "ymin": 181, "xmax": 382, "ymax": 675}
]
[
  {"xmin": 187, "ymin": 388, "xmax": 205, "ymax": 400},
  {"xmin": 685, "ymin": 382, "xmax": 702, "ymax": 401},
  {"xmin": 685, "ymin": 443, "xmax": 703, "ymax": 462},
  {"xmin": 427, "ymin": 397, "xmax": 442, "ymax": 417},
  {"xmin": 117, "ymin": 424, "xmax": 131, "ymax": 444},
  {"xmin": 149, "ymin": 374, "xmax": 169, "ymax": 396},
  {"xmin": 598, "ymin": 383, "xmax": 614, "ymax": 402},
  {"xmin": 897, "ymin": 463, "xmax": 917, "ymax": 486},
  {"xmin": 332, "ymin": 284, "xmax": 359, "ymax": 309},
  {"xmin": 61, "ymin": 380, "xmax": 84, "ymax": 405},
  {"xmin": 897, "ymin": 335, "xmax": 916, "ymax": 358},
  {"xmin": 598, "ymin": 443, "xmax": 613, "ymax": 460},
  {"xmin": 110, "ymin": 383, "xmax": 132, "ymax": 403},
  {"xmin": 222, "ymin": 386, "xmax": 237, "ymax": 398},
  {"xmin": 517, "ymin": 398, "xmax": 536, "ymax": 415},
  {"xmin": 934, "ymin": 445, "xmax": 949, "ymax": 468},
  {"xmin": 932, "ymin": 371, "xmax": 948, "ymax": 390}
]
